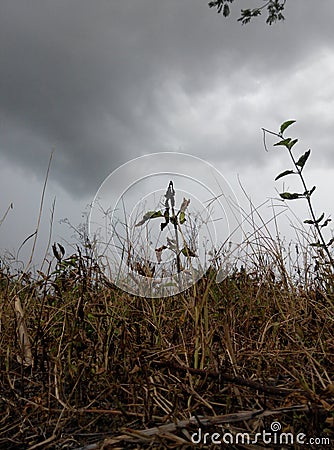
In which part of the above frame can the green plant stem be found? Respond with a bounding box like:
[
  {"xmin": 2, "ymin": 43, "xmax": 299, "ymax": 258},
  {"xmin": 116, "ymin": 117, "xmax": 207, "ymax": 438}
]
[
  {"xmin": 171, "ymin": 204, "xmax": 181, "ymax": 275},
  {"xmin": 286, "ymin": 145, "xmax": 334, "ymax": 267},
  {"xmin": 264, "ymin": 127, "xmax": 334, "ymax": 270}
]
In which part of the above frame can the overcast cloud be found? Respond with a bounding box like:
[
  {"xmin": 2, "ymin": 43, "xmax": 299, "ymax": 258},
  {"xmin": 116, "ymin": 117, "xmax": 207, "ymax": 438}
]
[{"xmin": 1, "ymin": 0, "xmax": 334, "ymax": 265}]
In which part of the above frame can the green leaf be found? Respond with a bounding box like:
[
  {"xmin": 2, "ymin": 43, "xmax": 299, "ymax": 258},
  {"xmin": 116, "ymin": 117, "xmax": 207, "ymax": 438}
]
[
  {"xmin": 280, "ymin": 120, "xmax": 296, "ymax": 135},
  {"xmin": 296, "ymin": 149, "xmax": 311, "ymax": 169},
  {"xmin": 274, "ymin": 138, "xmax": 291, "ymax": 147},
  {"xmin": 303, "ymin": 185, "xmax": 316, "ymax": 197},
  {"xmin": 150, "ymin": 210, "xmax": 163, "ymax": 219},
  {"xmin": 181, "ymin": 246, "xmax": 197, "ymax": 258},
  {"xmin": 304, "ymin": 212, "xmax": 326, "ymax": 225},
  {"xmin": 161, "ymin": 222, "xmax": 168, "ymax": 231},
  {"xmin": 328, "ymin": 237, "xmax": 334, "ymax": 246},
  {"xmin": 179, "ymin": 211, "xmax": 186, "ymax": 224},
  {"xmin": 275, "ymin": 170, "xmax": 295, "ymax": 181},
  {"xmin": 287, "ymin": 138, "xmax": 298, "ymax": 150},
  {"xmin": 135, "ymin": 210, "xmax": 163, "ymax": 227},
  {"xmin": 322, "ymin": 218, "xmax": 332, "ymax": 228},
  {"xmin": 316, "ymin": 212, "xmax": 325, "ymax": 224},
  {"xmin": 223, "ymin": 4, "xmax": 230, "ymax": 17},
  {"xmin": 279, "ymin": 192, "xmax": 302, "ymax": 200}
]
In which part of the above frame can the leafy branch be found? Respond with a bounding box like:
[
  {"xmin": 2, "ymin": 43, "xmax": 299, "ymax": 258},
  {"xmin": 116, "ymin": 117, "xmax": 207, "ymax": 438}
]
[
  {"xmin": 208, "ymin": 0, "xmax": 286, "ymax": 25},
  {"xmin": 135, "ymin": 181, "xmax": 194, "ymax": 275},
  {"xmin": 262, "ymin": 120, "xmax": 334, "ymax": 269}
]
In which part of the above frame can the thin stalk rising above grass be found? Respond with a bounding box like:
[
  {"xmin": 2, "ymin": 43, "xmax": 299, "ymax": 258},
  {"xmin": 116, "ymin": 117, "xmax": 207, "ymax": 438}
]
[{"xmin": 263, "ymin": 120, "xmax": 334, "ymax": 271}]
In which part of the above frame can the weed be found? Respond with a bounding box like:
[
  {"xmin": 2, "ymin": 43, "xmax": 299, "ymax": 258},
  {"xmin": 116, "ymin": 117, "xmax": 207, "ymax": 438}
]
[{"xmin": 263, "ymin": 120, "xmax": 334, "ymax": 273}]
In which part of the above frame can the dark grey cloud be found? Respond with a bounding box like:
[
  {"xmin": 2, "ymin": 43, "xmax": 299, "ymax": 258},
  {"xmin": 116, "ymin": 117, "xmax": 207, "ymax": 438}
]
[{"xmin": 1, "ymin": 0, "xmax": 334, "ymax": 200}]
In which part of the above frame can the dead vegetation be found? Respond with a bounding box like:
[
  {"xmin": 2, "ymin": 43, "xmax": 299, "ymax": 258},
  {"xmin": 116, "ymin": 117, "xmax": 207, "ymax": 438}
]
[{"xmin": 0, "ymin": 236, "xmax": 333, "ymax": 449}]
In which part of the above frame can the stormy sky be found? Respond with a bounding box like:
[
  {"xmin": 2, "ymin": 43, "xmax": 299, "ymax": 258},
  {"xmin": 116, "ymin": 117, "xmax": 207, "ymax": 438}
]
[{"xmin": 1, "ymin": 0, "xmax": 334, "ymax": 268}]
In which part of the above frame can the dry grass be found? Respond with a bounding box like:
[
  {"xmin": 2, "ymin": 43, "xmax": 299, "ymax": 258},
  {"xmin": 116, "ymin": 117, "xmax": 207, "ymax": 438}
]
[{"xmin": 0, "ymin": 230, "xmax": 334, "ymax": 449}]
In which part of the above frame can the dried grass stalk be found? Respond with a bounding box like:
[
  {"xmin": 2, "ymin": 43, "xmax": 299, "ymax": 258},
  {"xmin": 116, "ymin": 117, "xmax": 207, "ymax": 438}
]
[{"xmin": 14, "ymin": 295, "xmax": 33, "ymax": 366}]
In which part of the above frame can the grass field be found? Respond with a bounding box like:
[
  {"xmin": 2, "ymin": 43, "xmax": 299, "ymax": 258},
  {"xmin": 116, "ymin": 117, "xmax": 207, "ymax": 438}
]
[{"xmin": 1, "ymin": 212, "xmax": 334, "ymax": 450}]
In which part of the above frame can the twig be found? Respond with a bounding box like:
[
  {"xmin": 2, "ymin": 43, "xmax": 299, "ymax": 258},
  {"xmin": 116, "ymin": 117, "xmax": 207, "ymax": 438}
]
[
  {"xmin": 73, "ymin": 404, "xmax": 311, "ymax": 449},
  {"xmin": 151, "ymin": 360, "xmax": 297, "ymax": 396}
]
